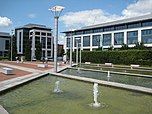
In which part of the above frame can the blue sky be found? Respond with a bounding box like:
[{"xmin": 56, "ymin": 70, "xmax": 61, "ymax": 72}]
[{"xmin": 0, "ymin": 0, "xmax": 152, "ymax": 44}]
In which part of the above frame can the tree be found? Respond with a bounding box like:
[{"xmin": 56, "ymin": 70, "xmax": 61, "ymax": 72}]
[{"xmin": 35, "ymin": 42, "xmax": 42, "ymax": 60}]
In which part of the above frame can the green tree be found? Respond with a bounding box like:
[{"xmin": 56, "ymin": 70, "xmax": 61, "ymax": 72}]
[{"xmin": 35, "ymin": 42, "xmax": 42, "ymax": 60}]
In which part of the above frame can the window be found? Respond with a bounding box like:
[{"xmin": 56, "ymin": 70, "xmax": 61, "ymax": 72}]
[
  {"xmin": 74, "ymin": 37, "xmax": 81, "ymax": 47},
  {"xmin": 103, "ymin": 34, "xmax": 111, "ymax": 46},
  {"xmin": 47, "ymin": 33, "xmax": 52, "ymax": 36},
  {"xmin": 5, "ymin": 40, "xmax": 9, "ymax": 50},
  {"xmin": 19, "ymin": 32, "xmax": 22, "ymax": 52},
  {"xmin": 92, "ymin": 35, "xmax": 100, "ymax": 46},
  {"xmin": 127, "ymin": 31, "xmax": 138, "ymax": 44},
  {"xmin": 66, "ymin": 38, "xmax": 71, "ymax": 47},
  {"xmin": 83, "ymin": 30, "xmax": 93, "ymax": 34},
  {"xmin": 35, "ymin": 32, "xmax": 40, "ymax": 35},
  {"xmin": 35, "ymin": 36, "xmax": 40, "ymax": 45},
  {"xmin": 42, "ymin": 50, "xmax": 45, "ymax": 57},
  {"xmin": 115, "ymin": 24, "xmax": 127, "ymax": 30},
  {"xmin": 93, "ymin": 28, "xmax": 103, "ymax": 33},
  {"xmin": 142, "ymin": 20, "xmax": 152, "ymax": 27},
  {"xmin": 83, "ymin": 36, "xmax": 90, "ymax": 47},
  {"xmin": 41, "ymin": 37, "xmax": 46, "ymax": 48},
  {"xmin": 104, "ymin": 26, "xmax": 114, "ymax": 32},
  {"xmin": 114, "ymin": 32, "xmax": 124, "ymax": 45},
  {"xmin": 127, "ymin": 22, "xmax": 141, "ymax": 29},
  {"xmin": 47, "ymin": 51, "xmax": 51, "ymax": 56},
  {"xmin": 75, "ymin": 31, "xmax": 82, "ymax": 35},
  {"xmin": 141, "ymin": 29, "xmax": 152, "ymax": 44},
  {"xmin": 41, "ymin": 32, "xmax": 46, "ymax": 36},
  {"xmin": 47, "ymin": 38, "xmax": 51, "ymax": 48}
]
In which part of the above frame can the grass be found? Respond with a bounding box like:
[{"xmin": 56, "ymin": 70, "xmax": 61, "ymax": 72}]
[{"xmin": 0, "ymin": 75, "xmax": 152, "ymax": 114}]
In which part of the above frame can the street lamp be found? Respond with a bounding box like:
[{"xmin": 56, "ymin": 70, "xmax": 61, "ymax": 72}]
[
  {"xmin": 79, "ymin": 42, "xmax": 82, "ymax": 67},
  {"xmin": 49, "ymin": 5, "xmax": 64, "ymax": 73},
  {"xmin": 70, "ymin": 31, "xmax": 73, "ymax": 67},
  {"xmin": 10, "ymin": 30, "xmax": 13, "ymax": 61}
]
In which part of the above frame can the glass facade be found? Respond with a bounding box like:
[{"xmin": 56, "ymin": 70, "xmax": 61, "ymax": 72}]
[
  {"xmin": 5, "ymin": 40, "xmax": 9, "ymax": 50},
  {"xmin": 66, "ymin": 38, "xmax": 70, "ymax": 47},
  {"xmin": 74, "ymin": 37, "xmax": 81, "ymax": 47},
  {"xmin": 41, "ymin": 32, "xmax": 46, "ymax": 36},
  {"xmin": 19, "ymin": 32, "xmax": 22, "ymax": 52},
  {"xmin": 83, "ymin": 36, "xmax": 90, "ymax": 47},
  {"xmin": 114, "ymin": 32, "xmax": 124, "ymax": 45},
  {"xmin": 103, "ymin": 34, "xmax": 111, "ymax": 46},
  {"xmin": 92, "ymin": 35, "xmax": 100, "ymax": 46},
  {"xmin": 47, "ymin": 33, "xmax": 52, "ymax": 36},
  {"xmin": 47, "ymin": 38, "xmax": 51, "ymax": 48},
  {"xmin": 41, "ymin": 37, "xmax": 46, "ymax": 48},
  {"xmin": 66, "ymin": 19, "xmax": 152, "ymax": 36},
  {"xmin": 127, "ymin": 31, "xmax": 138, "ymax": 44},
  {"xmin": 141, "ymin": 29, "xmax": 152, "ymax": 44}
]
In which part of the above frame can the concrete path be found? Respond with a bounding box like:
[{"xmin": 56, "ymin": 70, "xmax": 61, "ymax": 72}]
[{"xmin": 0, "ymin": 105, "xmax": 9, "ymax": 114}]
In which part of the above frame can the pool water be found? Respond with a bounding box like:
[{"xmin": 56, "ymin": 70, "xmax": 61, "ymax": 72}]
[
  {"xmin": 60, "ymin": 68, "xmax": 152, "ymax": 88},
  {"xmin": 0, "ymin": 75, "xmax": 152, "ymax": 114}
]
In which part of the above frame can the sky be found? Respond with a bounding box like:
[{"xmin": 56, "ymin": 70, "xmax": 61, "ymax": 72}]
[{"xmin": 0, "ymin": 0, "xmax": 152, "ymax": 44}]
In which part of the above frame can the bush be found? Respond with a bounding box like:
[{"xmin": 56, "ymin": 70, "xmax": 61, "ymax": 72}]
[{"xmin": 70, "ymin": 50, "xmax": 152, "ymax": 66}]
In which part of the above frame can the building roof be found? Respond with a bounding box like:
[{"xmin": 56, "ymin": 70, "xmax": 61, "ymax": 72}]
[
  {"xmin": 15, "ymin": 23, "xmax": 52, "ymax": 30},
  {"xmin": 63, "ymin": 13, "xmax": 152, "ymax": 33},
  {"xmin": 0, "ymin": 32, "xmax": 10, "ymax": 38}
]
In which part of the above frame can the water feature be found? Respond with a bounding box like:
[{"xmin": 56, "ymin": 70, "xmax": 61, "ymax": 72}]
[
  {"xmin": 53, "ymin": 81, "xmax": 63, "ymax": 93},
  {"xmin": 60, "ymin": 68, "xmax": 152, "ymax": 88},
  {"xmin": 91, "ymin": 83, "xmax": 101, "ymax": 107},
  {"xmin": 107, "ymin": 71, "xmax": 111, "ymax": 81},
  {"xmin": 0, "ymin": 75, "xmax": 152, "ymax": 114}
]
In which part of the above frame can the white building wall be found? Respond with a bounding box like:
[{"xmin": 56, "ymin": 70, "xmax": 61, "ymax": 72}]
[{"xmin": 66, "ymin": 26, "xmax": 152, "ymax": 51}]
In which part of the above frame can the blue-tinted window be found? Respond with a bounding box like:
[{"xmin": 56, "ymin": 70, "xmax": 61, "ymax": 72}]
[
  {"xmin": 115, "ymin": 24, "xmax": 127, "ymax": 30},
  {"xmin": 127, "ymin": 31, "xmax": 138, "ymax": 44},
  {"xmin": 114, "ymin": 32, "xmax": 124, "ymax": 45},
  {"xmin": 128, "ymin": 22, "xmax": 141, "ymax": 29},
  {"xmin": 93, "ymin": 28, "xmax": 103, "ymax": 33},
  {"xmin": 103, "ymin": 34, "xmax": 111, "ymax": 46},
  {"xmin": 83, "ymin": 30, "xmax": 93, "ymax": 34},
  {"xmin": 142, "ymin": 20, "xmax": 152, "ymax": 27},
  {"xmin": 83, "ymin": 36, "xmax": 90, "ymax": 47},
  {"xmin": 141, "ymin": 29, "xmax": 152, "ymax": 44},
  {"xmin": 75, "ymin": 31, "xmax": 82, "ymax": 35},
  {"xmin": 5, "ymin": 40, "xmax": 9, "ymax": 50},
  {"xmin": 74, "ymin": 37, "xmax": 81, "ymax": 47},
  {"xmin": 19, "ymin": 32, "xmax": 22, "ymax": 52},
  {"xmin": 66, "ymin": 38, "xmax": 70, "ymax": 47},
  {"xmin": 104, "ymin": 26, "xmax": 114, "ymax": 32},
  {"xmin": 92, "ymin": 35, "xmax": 100, "ymax": 46}
]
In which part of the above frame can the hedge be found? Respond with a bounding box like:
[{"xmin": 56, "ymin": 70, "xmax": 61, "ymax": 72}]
[{"xmin": 70, "ymin": 50, "xmax": 152, "ymax": 66}]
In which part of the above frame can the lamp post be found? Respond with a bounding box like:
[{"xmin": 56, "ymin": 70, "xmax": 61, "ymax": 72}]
[
  {"xmin": 11, "ymin": 30, "xmax": 14, "ymax": 61},
  {"xmin": 49, "ymin": 5, "xmax": 64, "ymax": 73},
  {"xmin": 70, "ymin": 31, "xmax": 73, "ymax": 67}
]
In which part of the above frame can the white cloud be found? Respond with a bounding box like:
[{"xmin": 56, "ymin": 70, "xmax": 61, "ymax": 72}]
[
  {"xmin": 60, "ymin": 9, "xmax": 121, "ymax": 30},
  {"xmin": 122, "ymin": 0, "xmax": 152, "ymax": 17},
  {"xmin": 0, "ymin": 16, "xmax": 12, "ymax": 27},
  {"xmin": 28, "ymin": 13, "xmax": 36, "ymax": 18},
  {"xmin": 60, "ymin": 0, "xmax": 152, "ymax": 30}
]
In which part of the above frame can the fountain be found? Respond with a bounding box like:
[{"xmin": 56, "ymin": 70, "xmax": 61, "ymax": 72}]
[
  {"xmin": 77, "ymin": 68, "xmax": 81, "ymax": 74},
  {"xmin": 53, "ymin": 81, "xmax": 63, "ymax": 93},
  {"xmin": 90, "ymin": 83, "xmax": 101, "ymax": 108},
  {"xmin": 107, "ymin": 71, "xmax": 110, "ymax": 81}
]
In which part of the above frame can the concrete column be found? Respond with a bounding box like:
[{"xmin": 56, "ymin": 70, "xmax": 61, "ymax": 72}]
[
  {"xmin": 111, "ymin": 33, "xmax": 114, "ymax": 47},
  {"xmin": 124, "ymin": 31, "xmax": 127, "ymax": 44},
  {"xmin": 90, "ymin": 35, "xmax": 92, "ymax": 51},
  {"xmin": 138, "ymin": 29, "xmax": 142, "ymax": 43}
]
